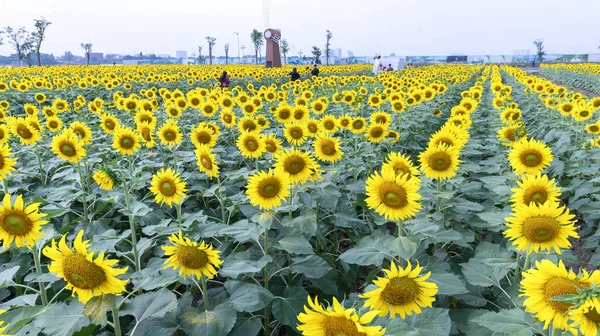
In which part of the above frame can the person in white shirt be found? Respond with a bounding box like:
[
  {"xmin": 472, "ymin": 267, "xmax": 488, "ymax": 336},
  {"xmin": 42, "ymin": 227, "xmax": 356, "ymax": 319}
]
[{"xmin": 372, "ymin": 56, "xmax": 382, "ymax": 75}]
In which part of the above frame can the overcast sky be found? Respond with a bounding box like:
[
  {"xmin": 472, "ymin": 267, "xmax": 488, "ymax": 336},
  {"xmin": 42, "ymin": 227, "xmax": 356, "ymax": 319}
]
[{"xmin": 1, "ymin": 0, "xmax": 598, "ymax": 58}]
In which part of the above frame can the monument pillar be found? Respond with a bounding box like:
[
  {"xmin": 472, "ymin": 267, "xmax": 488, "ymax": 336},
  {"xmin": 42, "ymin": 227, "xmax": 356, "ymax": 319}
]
[{"xmin": 264, "ymin": 29, "xmax": 282, "ymax": 68}]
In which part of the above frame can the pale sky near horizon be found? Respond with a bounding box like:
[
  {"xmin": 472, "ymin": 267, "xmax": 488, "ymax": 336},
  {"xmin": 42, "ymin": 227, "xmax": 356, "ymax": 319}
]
[{"xmin": 0, "ymin": 0, "xmax": 598, "ymax": 58}]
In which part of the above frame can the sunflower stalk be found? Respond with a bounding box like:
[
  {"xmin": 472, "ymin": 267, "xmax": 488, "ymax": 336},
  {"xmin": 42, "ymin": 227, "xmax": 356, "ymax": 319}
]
[
  {"xmin": 263, "ymin": 225, "xmax": 271, "ymax": 336},
  {"xmin": 77, "ymin": 162, "xmax": 89, "ymax": 222},
  {"xmin": 111, "ymin": 299, "xmax": 122, "ymax": 336},
  {"xmin": 201, "ymin": 276, "xmax": 209, "ymax": 312},
  {"xmin": 32, "ymin": 245, "xmax": 48, "ymax": 306},
  {"xmin": 176, "ymin": 202, "xmax": 182, "ymax": 226},
  {"xmin": 122, "ymin": 178, "xmax": 141, "ymax": 272},
  {"xmin": 217, "ymin": 176, "xmax": 227, "ymax": 224},
  {"xmin": 35, "ymin": 148, "xmax": 46, "ymax": 186},
  {"xmin": 2, "ymin": 179, "xmax": 8, "ymax": 194}
]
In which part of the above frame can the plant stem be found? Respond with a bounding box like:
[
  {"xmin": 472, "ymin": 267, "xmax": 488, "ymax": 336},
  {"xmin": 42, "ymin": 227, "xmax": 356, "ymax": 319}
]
[
  {"xmin": 77, "ymin": 162, "xmax": 89, "ymax": 222},
  {"xmin": 263, "ymin": 225, "xmax": 270, "ymax": 336},
  {"xmin": 36, "ymin": 150, "xmax": 46, "ymax": 186},
  {"xmin": 33, "ymin": 245, "xmax": 48, "ymax": 306},
  {"xmin": 2, "ymin": 179, "xmax": 8, "ymax": 194},
  {"xmin": 202, "ymin": 276, "xmax": 209, "ymax": 312},
  {"xmin": 397, "ymin": 221, "xmax": 403, "ymax": 237},
  {"xmin": 176, "ymin": 202, "xmax": 182, "ymax": 226},
  {"xmin": 111, "ymin": 300, "xmax": 122, "ymax": 336},
  {"xmin": 217, "ymin": 176, "xmax": 227, "ymax": 224},
  {"xmin": 123, "ymin": 179, "xmax": 141, "ymax": 272},
  {"xmin": 436, "ymin": 178, "xmax": 441, "ymax": 212}
]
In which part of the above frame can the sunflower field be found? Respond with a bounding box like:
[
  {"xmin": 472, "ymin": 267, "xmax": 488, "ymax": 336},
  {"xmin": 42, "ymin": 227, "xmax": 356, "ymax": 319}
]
[{"xmin": 1, "ymin": 63, "xmax": 600, "ymax": 336}]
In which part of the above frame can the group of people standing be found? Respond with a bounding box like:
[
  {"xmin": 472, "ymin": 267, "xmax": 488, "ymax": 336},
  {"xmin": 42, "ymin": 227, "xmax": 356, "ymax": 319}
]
[
  {"xmin": 372, "ymin": 55, "xmax": 394, "ymax": 75},
  {"xmin": 289, "ymin": 65, "xmax": 319, "ymax": 81}
]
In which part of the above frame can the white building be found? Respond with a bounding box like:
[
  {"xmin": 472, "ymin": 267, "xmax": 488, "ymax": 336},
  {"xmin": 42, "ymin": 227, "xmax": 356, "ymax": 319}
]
[
  {"xmin": 347, "ymin": 50, "xmax": 354, "ymax": 57},
  {"xmin": 334, "ymin": 48, "xmax": 342, "ymax": 59},
  {"xmin": 175, "ymin": 50, "xmax": 187, "ymax": 59},
  {"xmin": 158, "ymin": 54, "xmax": 171, "ymax": 58}
]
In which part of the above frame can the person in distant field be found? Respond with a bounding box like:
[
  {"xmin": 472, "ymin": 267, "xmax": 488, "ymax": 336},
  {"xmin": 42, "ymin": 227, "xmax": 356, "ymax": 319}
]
[
  {"xmin": 311, "ymin": 64, "xmax": 319, "ymax": 77},
  {"xmin": 386, "ymin": 64, "xmax": 394, "ymax": 71},
  {"xmin": 219, "ymin": 71, "xmax": 230, "ymax": 88},
  {"xmin": 531, "ymin": 58, "xmax": 536, "ymax": 68},
  {"xmin": 290, "ymin": 67, "xmax": 301, "ymax": 81},
  {"xmin": 372, "ymin": 55, "xmax": 382, "ymax": 75}
]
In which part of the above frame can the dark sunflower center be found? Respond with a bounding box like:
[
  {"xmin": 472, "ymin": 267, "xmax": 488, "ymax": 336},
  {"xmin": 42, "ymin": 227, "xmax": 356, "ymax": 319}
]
[
  {"xmin": 581, "ymin": 111, "xmax": 589, "ymax": 117},
  {"xmin": 17, "ymin": 126, "xmax": 33, "ymax": 139},
  {"xmin": 294, "ymin": 111, "xmax": 304, "ymax": 120},
  {"xmin": 525, "ymin": 188, "xmax": 547, "ymax": 204},
  {"xmin": 370, "ymin": 127, "xmax": 383, "ymax": 138},
  {"xmin": 159, "ymin": 180, "xmax": 176, "ymax": 196},
  {"xmin": 381, "ymin": 277, "xmax": 420, "ymax": 305},
  {"xmin": 223, "ymin": 115, "xmax": 232, "ymax": 123},
  {"xmin": 563, "ymin": 105, "xmax": 573, "ymax": 112},
  {"xmin": 169, "ymin": 109, "xmax": 178, "ymax": 116},
  {"xmin": 176, "ymin": 246, "xmax": 208, "ymax": 269},
  {"xmin": 428, "ymin": 152, "xmax": 452, "ymax": 171},
  {"xmin": 197, "ymin": 133, "xmax": 210, "ymax": 144},
  {"xmin": 521, "ymin": 151, "xmax": 542, "ymax": 167},
  {"xmin": 265, "ymin": 141, "xmax": 276, "ymax": 153},
  {"xmin": 245, "ymin": 139, "xmax": 258, "ymax": 151},
  {"xmin": 320, "ymin": 140, "xmax": 336, "ymax": 155},
  {"xmin": 325, "ymin": 121, "xmax": 334, "ymax": 130},
  {"xmin": 543, "ymin": 277, "xmax": 579, "ymax": 313},
  {"xmin": 505, "ymin": 129, "xmax": 516, "ymax": 141},
  {"xmin": 200, "ymin": 156, "xmax": 212, "ymax": 169},
  {"xmin": 315, "ymin": 104, "xmax": 323, "ymax": 111},
  {"xmin": 352, "ymin": 121, "xmax": 364, "ymax": 129},
  {"xmin": 378, "ymin": 182, "xmax": 408, "ymax": 208},
  {"xmin": 285, "ymin": 157, "xmax": 305, "ymax": 174},
  {"xmin": 394, "ymin": 102, "xmax": 403, "ymax": 110},
  {"xmin": 376, "ymin": 117, "xmax": 386, "ymax": 124},
  {"xmin": 585, "ymin": 308, "xmax": 600, "ymax": 323},
  {"xmin": 126, "ymin": 102, "xmax": 136, "ymax": 110},
  {"xmin": 105, "ymin": 120, "xmax": 115, "ymax": 130},
  {"xmin": 164, "ymin": 130, "xmax": 177, "ymax": 141},
  {"xmin": 1, "ymin": 212, "xmax": 33, "ymax": 235},
  {"xmin": 259, "ymin": 178, "xmax": 281, "ymax": 198},
  {"xmin": 279, "ymin": 110, "xmax": 290, "ymax": 119},
  {"xmin": 590, "ymin": 126, "xmax": 599, "ymax": 132},
  {"xmin": 141, "ymin": 129, "xmax": 151, "ymax": 141},
  {"xmin": 244, "ymin": 106, "xmax": 253, "ymax": 113},
  {"xmin": 62, "ymin": 254, "xmax": 107, "ymax": 289},
  {"xmin": 290, "ymin": 128, "xmax": 302, "ymax": 139},
  {"xmin": 522, "ymin": 216, "xmax": 559, "ymax": 243},
  {"xmin": 60, "ymin": 143, "xmax": 76, "ymax": 157},
  {"xmin": 340, "ymin": 119, "xmax": 349, "ymax": 127},
  {"xmin": 394, "ymin": 164, "xmax": 410, "ymax": 177},
  {"xmin": 436, "ymin": 138, "xmax": 453, "ymax": 147},
  {"xmin": 49, "ymin": 121, "xmax": 58, "ymax": 128},
  {"xmin": 308, "ymin": 124, "xmax": 318, "ymax": 132},
  {"xmin": 120, "ymin": 136, "xmax": 134, "ymax": 149},
  {"xmin": 323, "ymin": 316, "xmax": 363, "ymax": 336},
  {"xmin": 243, "ymin": 121, "xmax": 256, "ymax": 131}
]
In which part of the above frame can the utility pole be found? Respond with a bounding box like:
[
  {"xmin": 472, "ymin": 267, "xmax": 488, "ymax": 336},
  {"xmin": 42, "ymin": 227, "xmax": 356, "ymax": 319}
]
[
  {"xmin": 234, "ymin": 32, "xmax": 240, "ymax": 64},
  {"xmin": 241, "ymin": 45, "xmax": 246, "ymax": 64}
]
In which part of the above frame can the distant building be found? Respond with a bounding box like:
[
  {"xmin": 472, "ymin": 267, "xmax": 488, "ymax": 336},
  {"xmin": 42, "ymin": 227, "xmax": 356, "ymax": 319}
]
[
  {"xmin": 347, "ymin": 50, "xmax": 354, "ymax": 57},
  {"xmin": 105, "ymin": 54, "xmax": 123, "ymax": 62},
  {"xmin": 89, "ymin": 52, "xmax": 104, "ymax": 63},
  {"xmin": 176, "ymin": 50, "xmax": 187, "ymax": 59},
  {"xmin": 158, "ymin": 54, "xmax": 170, "ymax": 58},
  {"xmin": 334, "ymin": 48, "xmax": 342, "ymax": 59}
]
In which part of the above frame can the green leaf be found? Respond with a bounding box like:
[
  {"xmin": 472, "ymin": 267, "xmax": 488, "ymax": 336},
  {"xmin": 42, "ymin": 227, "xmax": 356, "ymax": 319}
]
[
  {"xmin": 271, "ymin": 286, "xmax": 308, "ymax": 327},
  {"xmin": 230, "ymin": 315, "xmax": 262, "ymax": 336},
  {"xmin": 281, "ymin": 213, "xmax": 318, "ymax": 237},
  {"xmin": 384, "ymin": 319, "xmax": 425, "ymax": 336},
  {"xmin": 330, "ymin": 212, "xmax": 365, "ymax": 228},
  {"xmin": 35, "ymin": 301, "xmax": 90, "ymax": 336},
  {"xmin": 0, "ymin": 306, "xmax": 48, "ymax": 334},
  {"xmin": 225, "ymin": 280, "xmax": 275, "ymax": 312},
  {"xmin": 290, "ymin": 255, "xmax": 332, "ymax": 278},
  {"xmin": 383, "ymin": 235, "xmax": 417, "ymax": 260},
  {"xmin": 0, "ymin": 266, "xmax": 19, "ymax": 287},
  {"xmin": 121, "ymin": 288, "xmax": 178, "ymax": 322},
  {"xmin": 275, "ymin": 228, "xmax": 314, "ymax": 255},
  {"xmin": 405, "ymin": 308, "xmax": 452, "ymax": 336},
  {"xmin": 430, "ymin": 273, "xmax": 469, "ymax": 295},
  {"xmin": 83, "ymin": 294, "xmax": 115, "ymax": 327},
  {"xmin": 471, "ymin": 308, "xmax": 536, "ymax": 336},
  {"xmin": 179, "ymin": 303, "xmax": 236, "ymax": 336},
  {"xmin": 120, "ymin": 199, "xmax": 152, "ymax": 217},
  {"xmin": 134, "ymin": 318, "xmax": 179, "ymax": 336},
  {"xmin": 461, "ymin": 259, "xmax": 508, "ymax": 287},
  {"xmin": 339, "ymin": 235, "xmax": 387, "ymax": 266},
  {"xmin": 220, "ymin": 254, "xmax": 272, "ymax": 278}
]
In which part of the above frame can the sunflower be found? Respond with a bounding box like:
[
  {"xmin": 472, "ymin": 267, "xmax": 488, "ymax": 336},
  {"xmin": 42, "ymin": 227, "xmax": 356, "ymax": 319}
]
[
  {"xmin": 112, "ymin": 127, "xmax": 141, "ymax": 156},
  {"xmin": 314, "ymin": 134, "xmax": 344, "ymax": 163},
  {"xmin": 137, "ymin": 122, "xmax": 156, "ymax": 148},
  {"xmin": 274, "ymin": 149, "xmax": 320, "ymax": 185},
  {"xmin": 0, "ymin": 144, "xmax": 16, "ymax": 182},
  {"xmin": 263, "ymin": 133, "xmax": 282, "ymax": 154},
  {"xmin": 521, "ymin": 260, "xmax": 600, "ymax": 332},
  {"xmin": 0, "ymin": 124, "xmax": 8, "ymax": 144},
  {"xmin": 92, "ymin": 170, "xmax": 115, "ymax": 191},
  {"xmin": 219, "ymin": 110, "xmax": 236, "ymax": 128},
  {"xmin": 246, "ymin": 169, "xmax": 291, "ymax": 210},
  {"xmin": 569, "ymin": 297, "xmax": 600, "ymax": 336},
  {"xmin": 237, "ymin": 115, "xmax": 260, "ymax": 132},
  {"xmin": 428, "ymin": 128, "xmax": 466, "ymax": 149},
  {"xmin": 157, "ymin": 120, "xmax": 183, "ymax": 147},
  {"xmin": 284, "ymin": 122, "xmax": 309, "ymax": 146},
  {"xmin": 511, "ymin": 174, "xmax": 561, "ymax": 206},
  {"xmin": 573, "ymin": 108, "xmax": 593, "ymax": 122},
  {"xmin": 292, "ymin": 105, "xmax": 310, "ymax": 122},
  {"xmin": 195, "ymin": 145, "xmax": 219, "ymax": 179},
  {"xmin": 9, "ymin": 117, "xmax": 41, "ymax": 145},
  {"xmin": 365, "ymin": 168, "xmax": 421, "ymax": 221},
  {"xmin": 310, "ymin": 100, "xmax": 327, "ymax": 114},
  {"xmin": 241, "ymin": 102, "xmax": 256, "ymax": 115},
  {"xmin": 43, "ymin": 230, "xmax": 128, "ymax": 304},
  {"xmin": 0, "ymin": 194, "xmax": 48, "ymax": 248},
  {"xmin": 585, "ymin": 122, "xmax": 600, "ymax": 134},
  {"xmin": 44, "ymin": 116, "xmax": 62, "ymax": 132},
  {"xmin": 100, "ymin": 114, "xmax": 120, "ymax": 134},
  {"xmin": 274, "ymin": 105, "xmax": 293, "ymax": 123},
  {"xmin": 162, "ymin": 231, "xmax": 222, "ymax": 280},
  {"xmin": 165, "ymin": 104, "xmax": 182, "ymax": 118},
  {"xmin": 135, "ymin": 110, "xmax": 157, "ymax": 128},
  {"xmin": 504, "ymin": 201, "xmax": 578, "ymax": 255},
  {"xmin": 381, "ymin": 152, "xmax": 420, "ymax": 181},
  {"xmin": 418, "ymin": 143, "xmax": 461, "ymax": 181},
  {"xmin": 338, "ymin": 115, "xmax": 351, "ymax": 129},
  {"xmin": 188, "ymin": 124, "xmax": 216, "ymax": 149},
  {"xmin": 497, "ymin": 125, "xmax": 518, "ymax": 145},
  {"xmin": 52, "ymin": 98, "xmax": 69, "ymax": 113},
  {"xmin": 150, "ymin": 168, "xmax": 188, "ymax": 207},
  {"xmin": 558, "ymin": 102, "xmax": 574, "ymax": 116},
  {"xmin": 320, "ymin": 115, "xmax": 339, "ymax": 133},
  {"xmin": 297, "ymin": 296, "xmax": 385, "ymax": 336},
  {"xmin": 256, "ymin": 115, "xmax": 270, "ymax": 129},
  {"xmin": 51, "ymin": 130, "xmax": 86, "ymax": 163},
  {"xmin": 508, "ymin": 138, "xmax": 554, "ymax": 175},
  {"xmin": 23, "ymin": 103, "xmax": 38, "ymax": 116},
  {"xmin": 370, "ymin": 111, "xmax": 392, "ymax": 127},
  {"xmin": 305, "ymin": 118, "xmax": 321, "ymax": 137},
  {"xmin": 237, "ymin": 131, "xmax": 266, "ymax": 159},
  {"xmin": 350, "ymin": 117, "xmax": 367, "ymax": 134},
  {"xmin": 366, "ymin": 124, "xmax": 388, "ymax": 143},
  {"xmin": 391, "ymin": 100, "xmax": 405, "ymax": 113}
]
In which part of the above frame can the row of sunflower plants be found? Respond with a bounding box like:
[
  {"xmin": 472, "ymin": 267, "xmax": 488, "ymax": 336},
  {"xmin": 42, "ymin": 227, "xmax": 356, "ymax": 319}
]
[{"xmin": 540, "ymin": 63, "xmax": 600, "ymax": 95}]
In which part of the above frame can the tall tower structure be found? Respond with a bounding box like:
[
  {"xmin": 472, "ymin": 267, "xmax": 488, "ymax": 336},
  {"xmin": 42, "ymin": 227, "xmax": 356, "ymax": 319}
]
[{"xmin": 264, "ymin": 29, "xmax": 282, "ymax": 68}]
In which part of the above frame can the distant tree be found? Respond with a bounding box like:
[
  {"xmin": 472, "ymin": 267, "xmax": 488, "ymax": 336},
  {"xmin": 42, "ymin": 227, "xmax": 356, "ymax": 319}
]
[
  {"xmin": 533, "ymin": 39, "xmax": 546, "ymax": 63},
  {"xmin": 325, "ymin": 30, "xmax": 332, "ymax": 66},
  {"xmin": 251, "ymin": 29, "xmax": 264, "ymax": 64},
  {"xmin": 4, "ymin": 26, "xmax": 28, "ymax": 64},
  {"xmin": 224, "ymin": 43, "xmax": 230, "ymax": 65},
  {"xmin": 21, "ymin": 35, "xmax": 36, "ymax": 66},
  {"xmin": 280, "ymin": 39, "xmax": 289, "ymax": 64},
  {"xmin": 80, "ymin": 43, "xmax": 93, "ymax": 64},
  {"xmin": 63, "ymin": 51, "xmax": 74, "ymax": 63},
  {"xmin": 311, "ymin": 46, "xmax": 322, "ymax": 64},
  {"xmin": 32, "ymin": 17, "xmax": 51, "ymax": 66},
  {"xmin": 206, "ymin": 36, "xmax": 216, "ymax": 65},
  {"xmin": 198, "ymin": 46, "xmax": 204, "ymax": 64}
]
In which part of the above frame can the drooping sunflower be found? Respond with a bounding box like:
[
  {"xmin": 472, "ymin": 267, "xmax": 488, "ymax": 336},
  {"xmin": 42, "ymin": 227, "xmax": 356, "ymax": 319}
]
[
  {"xmin": 9, "ymin": 117, "xmax": 41, "ymax": 145},
  {"xmin": 365, "ymin": 123, "xmax": 388, "ymax": 143},
  {"xmin": 236, "ymin": 131, "xmax": 266, "ymax": 159},
  {"xmin": 521, "ymin": 260, "xmax": 600, "ymax": 332},
  {"xmin": 51, "ymin": 129, "xmax": 86, "ymax": 163},
  {"xmin": 365, "ymin": 168, "xmax": 421, "ymax": 221},
  {"xmin": 297, "ymin": 296, "xmax": 385, "ymax": 336},
  {"xmin": 418, "ymin": 143, "xmax": 461, "ymax": 181},
  {"xmin": 137, "ymin": 122, "xmax": 156, "ymax": 148},
  {"xmin": 43, "ymin": 230, "xmax": 128, "ymax": 304},
  {"xmin": 381, "ymin": 152, "xmax": 420, "ymax": 181},
  {"xmin": 569, "ymin": 297, "xmax": 600, "ymax": 336},
  {"xmin": 0, "ymin": 144, "xmax": 17, "ymax": 182},
  {"xmin": 511, "ymin": 174, "xmax": 561, "ymax": 206},
  {"xmin": 508, "ymin": 138, "xmax": 554, "ymax": 175},
  {"xmin": 195, "ymin": 145, "xmax": 219, "ymax": 179},
  {"xmin": 149, "ymin": 168, "xmax": 188, "ymax": 207},
  {"xmin": 135, "ymin": 110, "xmax": 157, "ymax": 128},
  {"xmin": 361, "ymin": 261, "xmax": 438, "ymax": 319},
  {"xmin": 162, "ymin": 231, "xmax": 222, "ymax": 280},
  {"xmin": 100, "ymin": 113, "xmax": 120, "ymax": 134},
  {"xmin": 283, "ymin": 122, "xmax": 309, "ymax": 146},
  {"xmin": 112, "ymin": 126, "xmax": 141, "ymax": 156},
  {"xmin": 246, "ymin": 169, "xmax": 291, "ymax": 210},
  {"xmin": 70, "ymin": 121, "xmax": 93, "ymax": 145},
  {"xmin": 313, "ymin": 134, "xmax": 344, "ymax": 163},
  {"xmin": 274, "ymin": 149, "xmax": 320, "ymax": 185},
  {"xmin": 92, "ymin": 170, "xmax": 115, "ymax": 191}
]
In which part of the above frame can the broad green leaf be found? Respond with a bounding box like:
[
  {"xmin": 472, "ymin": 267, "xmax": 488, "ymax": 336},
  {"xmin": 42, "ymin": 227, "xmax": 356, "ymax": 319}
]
[
  {"xmin": 461, "ymin": 259, "xmax": 508, "ymax": 287},
  {"xmin": 339, "ymin": 235, "xmax": 387, "ymax": 266},
  {"xmin": 275, "ymin": 228, "xmax": 314, "ymax": 255},
  {"xmin": 0, "ymin": 266, "xmax": 19, "ymax": 288},
  {"xmin": 225, "ymin": 280, "xmax": 275, "ymax": 312},
  {"xmin": 0, "ymin": 306, "xmax": 48, "ymax": 334},
  {"xmin": 281, "ymin": 213, "xmax": 318, "ymax": 237},
  {"xmin": 220, "ymin": 254, "xmax": 272, "ymax": 278},
  {"xmin": 83, "ymin": 294, "xmax": 115, "ymax": 327},
  {"xmin": 121, "ymin": 288, "xmax": 178, "ymax": 322},
  {"xmin": 35, "ymin": 301, "xmax": 89, "ymax": 336},
  {"xmin": 290, "ymin": 255, "xmax": 332, "ymax": 278},
  {"xmin": 271, "ymin": 286, "xmax": 308, "ymax": 327},
  {"xmin": 384, "ymin": 319, "xmax": 425, "ymax": 336},
  {"xmin": 405, "ymin": 308, "xmax": 452, "ymax": 336},
  {"xmin": 134, "ymin": 318, "xmax": 179, "ymax": 336},
  {"xmin": 430, "ymin": 273, "xmax": 469, "ymax": 295},
  {"xmin": 230, "ymin": 315, "xmax": 262, "ymax": 336},
  {"xmin": 472, "ymin": 308, "xmax": 536, "ymax": 336},
  {"xmin": 179, "ymin": 303, "xmax": 236, "ymax": 336},
  {"xmin": 383, "ymin": 235, "xmax": 418, "ymax": 260}
]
